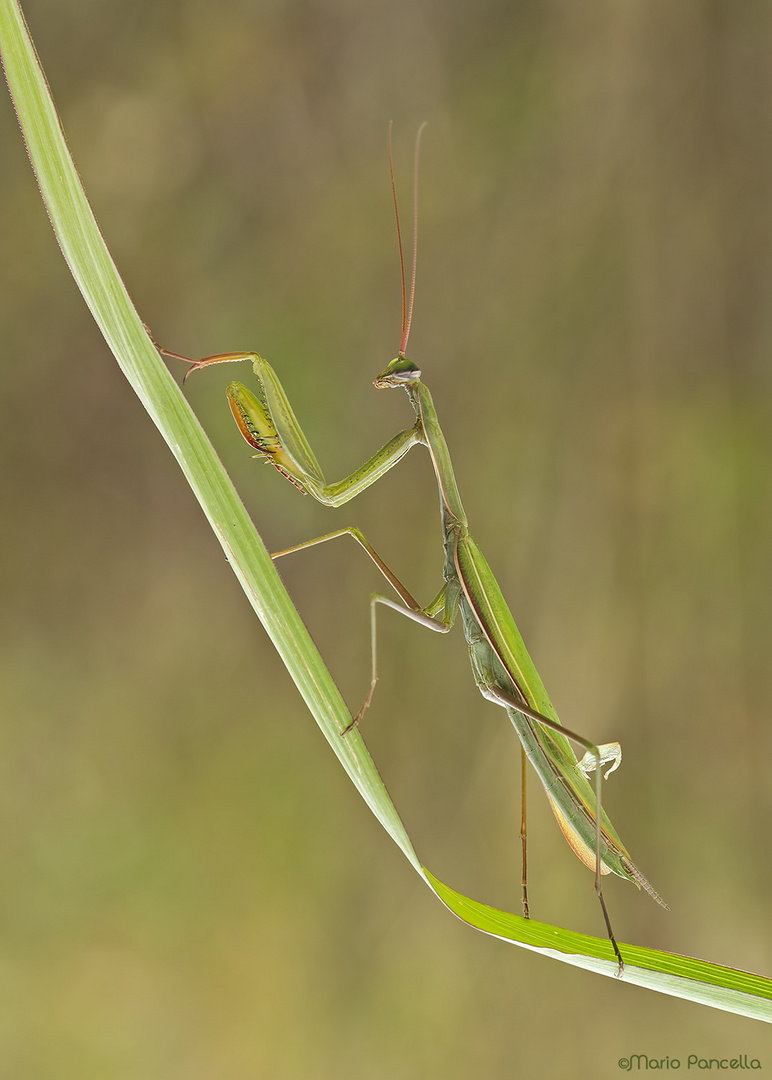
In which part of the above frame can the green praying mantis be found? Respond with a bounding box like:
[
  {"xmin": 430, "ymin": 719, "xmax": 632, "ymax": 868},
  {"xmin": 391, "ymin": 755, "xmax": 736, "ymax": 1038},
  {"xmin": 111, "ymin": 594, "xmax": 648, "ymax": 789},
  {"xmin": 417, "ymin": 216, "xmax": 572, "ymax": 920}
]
[{"xmin": 157, "ymin": 131, "xmax": 666, "ymax": 973}]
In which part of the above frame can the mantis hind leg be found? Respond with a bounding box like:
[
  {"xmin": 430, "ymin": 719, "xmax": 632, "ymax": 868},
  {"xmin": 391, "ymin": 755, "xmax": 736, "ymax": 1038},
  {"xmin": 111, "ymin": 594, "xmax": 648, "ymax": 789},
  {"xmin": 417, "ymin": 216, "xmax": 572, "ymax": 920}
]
[
  {"xmin": 485, "ymin": 683, "xmax": 625, "ymax": 974},
  {"xmin": 271, "ymin": 527, "xmax": 453, "ymax": 732},
  {"xmin": 340, "ymin": 589, "xmax": 452, "ymax": 735},
  {"xmin": 520, "ymin": 747, "xmax": 529, "ymax": 918}
]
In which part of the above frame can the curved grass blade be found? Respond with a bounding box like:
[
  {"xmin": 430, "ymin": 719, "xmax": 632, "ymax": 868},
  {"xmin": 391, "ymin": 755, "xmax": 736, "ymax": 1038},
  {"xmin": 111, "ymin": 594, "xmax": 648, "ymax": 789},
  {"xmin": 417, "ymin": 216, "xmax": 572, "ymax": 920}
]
[
  {"xmin": 1, "ymin": 0, "xmax": 770, "ymax": 1020},
  {"xmin": 426, "ymin": 872, "xmax": 772, "ymax": 1022}
]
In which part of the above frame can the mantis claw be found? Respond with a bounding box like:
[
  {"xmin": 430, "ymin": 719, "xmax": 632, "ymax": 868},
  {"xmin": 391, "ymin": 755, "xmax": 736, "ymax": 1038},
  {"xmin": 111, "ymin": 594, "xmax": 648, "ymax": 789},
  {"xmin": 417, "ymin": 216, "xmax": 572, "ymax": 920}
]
[
  {"xmin": 340, "ymin": 678, "xmax": 379, "ymax": 738},
  {"xmin": 340, "ymin": 715, "xmax": 360, "ymax": 737}
]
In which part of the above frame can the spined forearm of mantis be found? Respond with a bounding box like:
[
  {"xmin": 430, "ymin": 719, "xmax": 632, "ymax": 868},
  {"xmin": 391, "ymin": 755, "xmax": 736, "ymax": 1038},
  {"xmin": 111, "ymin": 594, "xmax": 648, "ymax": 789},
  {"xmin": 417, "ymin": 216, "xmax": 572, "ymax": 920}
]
[{"xmin": 155, "ymin": 338, "xmax": 668, "ymax": 975}]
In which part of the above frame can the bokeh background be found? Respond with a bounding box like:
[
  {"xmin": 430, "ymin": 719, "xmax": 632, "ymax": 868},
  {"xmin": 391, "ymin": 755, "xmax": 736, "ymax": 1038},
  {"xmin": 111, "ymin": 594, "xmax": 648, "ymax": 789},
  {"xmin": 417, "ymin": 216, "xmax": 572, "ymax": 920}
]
[{"xmin": 2, "ymin": 0, "xmax": 772, "ymax": 1075}]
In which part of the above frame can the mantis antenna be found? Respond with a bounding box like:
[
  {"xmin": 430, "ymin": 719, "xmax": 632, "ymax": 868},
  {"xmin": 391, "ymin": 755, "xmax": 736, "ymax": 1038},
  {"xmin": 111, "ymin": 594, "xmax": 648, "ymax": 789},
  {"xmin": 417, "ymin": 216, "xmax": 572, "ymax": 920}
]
[{"xmin": 389, "ymin": 121, "xmax": 428, "ymax": 357}]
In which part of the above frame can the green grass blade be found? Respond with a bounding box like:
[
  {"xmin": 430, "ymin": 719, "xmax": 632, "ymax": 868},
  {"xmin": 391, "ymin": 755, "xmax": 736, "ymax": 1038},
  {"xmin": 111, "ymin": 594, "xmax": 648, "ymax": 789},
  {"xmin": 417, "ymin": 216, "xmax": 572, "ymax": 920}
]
[
  {"xmin": 427, "ymin": 872, "xmax": 772, "ymax": 1022},
  {"xmin": 2, "ymin": 0, "xmax": 771, "ymax": 1019},
  {"xmin": 0, "ymin": 0, "xmax": 419, "ymax": 870}
]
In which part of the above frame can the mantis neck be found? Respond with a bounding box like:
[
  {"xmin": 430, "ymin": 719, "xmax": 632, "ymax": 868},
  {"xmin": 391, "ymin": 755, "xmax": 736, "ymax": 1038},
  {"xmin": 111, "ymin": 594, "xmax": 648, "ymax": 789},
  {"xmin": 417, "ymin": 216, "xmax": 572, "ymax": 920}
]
[{"xmin": 408, "ymin": 381, "xmax": 468, "ymax": 532}]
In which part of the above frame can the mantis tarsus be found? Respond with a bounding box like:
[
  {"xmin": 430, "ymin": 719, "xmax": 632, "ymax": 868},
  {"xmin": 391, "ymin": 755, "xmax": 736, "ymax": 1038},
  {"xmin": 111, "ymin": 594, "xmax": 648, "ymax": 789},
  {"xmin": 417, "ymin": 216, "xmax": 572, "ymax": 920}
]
[{"xmin": 159, "ymin": 133, "xmax": 666, "ymax": 974}]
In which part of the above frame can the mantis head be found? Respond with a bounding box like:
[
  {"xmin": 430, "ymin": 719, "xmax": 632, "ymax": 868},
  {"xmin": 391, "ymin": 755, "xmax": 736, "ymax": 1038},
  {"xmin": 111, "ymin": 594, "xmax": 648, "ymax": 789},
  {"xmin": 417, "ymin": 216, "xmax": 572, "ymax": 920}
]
[{"xmin": 374, "ymin": 355, "xmax": 422, "ymax": 389}]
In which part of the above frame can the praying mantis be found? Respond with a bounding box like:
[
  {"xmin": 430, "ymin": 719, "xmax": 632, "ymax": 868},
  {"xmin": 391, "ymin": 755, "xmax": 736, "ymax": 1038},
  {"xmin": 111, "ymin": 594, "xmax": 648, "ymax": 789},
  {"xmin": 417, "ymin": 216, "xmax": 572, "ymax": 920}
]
[{"xmin": 157, "ymin": 132, "xmax": 666, "ymax": 973}]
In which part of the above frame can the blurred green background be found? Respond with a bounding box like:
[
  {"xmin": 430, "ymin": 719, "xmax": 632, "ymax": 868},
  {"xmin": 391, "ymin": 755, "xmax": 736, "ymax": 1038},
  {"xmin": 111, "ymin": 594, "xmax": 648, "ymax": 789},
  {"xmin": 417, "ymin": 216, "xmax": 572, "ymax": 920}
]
[{"xmin": 2, "ymin": 0, "xmax": 772, "ymax": 1075}]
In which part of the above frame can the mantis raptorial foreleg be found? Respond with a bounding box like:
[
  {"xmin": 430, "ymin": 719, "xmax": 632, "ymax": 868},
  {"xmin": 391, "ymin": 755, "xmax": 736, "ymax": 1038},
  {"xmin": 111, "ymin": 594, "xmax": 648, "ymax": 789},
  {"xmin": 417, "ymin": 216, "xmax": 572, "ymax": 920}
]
[{"xmin": 176, "ymin": 350, "xmax": 426, "ymax": 505}]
